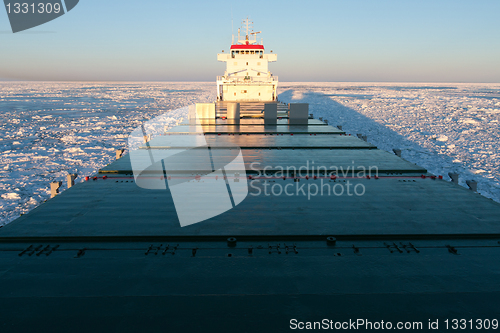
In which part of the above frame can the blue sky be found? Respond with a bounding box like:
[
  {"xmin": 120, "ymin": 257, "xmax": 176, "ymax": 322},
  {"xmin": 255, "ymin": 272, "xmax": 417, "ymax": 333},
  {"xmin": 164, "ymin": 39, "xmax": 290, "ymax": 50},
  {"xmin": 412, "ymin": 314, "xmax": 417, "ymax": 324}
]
[{"xmin": 1, "ymin": 0, "xmax": 499, "ymax": 82}]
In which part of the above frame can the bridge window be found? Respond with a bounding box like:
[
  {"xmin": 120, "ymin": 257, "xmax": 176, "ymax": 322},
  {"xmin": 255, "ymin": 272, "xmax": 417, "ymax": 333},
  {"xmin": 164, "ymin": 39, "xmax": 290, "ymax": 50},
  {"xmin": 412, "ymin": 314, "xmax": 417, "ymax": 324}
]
[
  {"xmin": 245, "ymin": 50, "xmax": 249, "ymax": 54},
  {"xmin": 231, "ymin": 51, "xmax": 235, "ymax": 58}
]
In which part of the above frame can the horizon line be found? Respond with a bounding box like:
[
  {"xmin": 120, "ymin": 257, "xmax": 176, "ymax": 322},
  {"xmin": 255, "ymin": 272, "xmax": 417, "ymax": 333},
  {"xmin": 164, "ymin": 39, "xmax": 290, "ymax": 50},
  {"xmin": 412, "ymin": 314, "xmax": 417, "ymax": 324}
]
[{"xmin": 1, "ymin": 80, "xmax": 499, "ymax": 85}]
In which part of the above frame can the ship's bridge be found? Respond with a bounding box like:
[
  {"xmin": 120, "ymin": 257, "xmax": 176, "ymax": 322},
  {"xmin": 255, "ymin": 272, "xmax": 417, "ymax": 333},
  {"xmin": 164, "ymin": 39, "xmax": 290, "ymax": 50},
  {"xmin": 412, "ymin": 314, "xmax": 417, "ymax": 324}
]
[{"xmin": 229, "ymin": 44, "xmax": 264, "ymax": 58}]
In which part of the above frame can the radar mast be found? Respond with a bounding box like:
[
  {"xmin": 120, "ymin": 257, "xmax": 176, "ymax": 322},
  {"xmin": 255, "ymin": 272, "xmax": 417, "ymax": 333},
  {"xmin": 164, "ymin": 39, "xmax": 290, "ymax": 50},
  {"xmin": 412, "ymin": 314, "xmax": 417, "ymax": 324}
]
[{"xmin": 235, "ymin": 17, "xmax": 262, "ymax": 45}]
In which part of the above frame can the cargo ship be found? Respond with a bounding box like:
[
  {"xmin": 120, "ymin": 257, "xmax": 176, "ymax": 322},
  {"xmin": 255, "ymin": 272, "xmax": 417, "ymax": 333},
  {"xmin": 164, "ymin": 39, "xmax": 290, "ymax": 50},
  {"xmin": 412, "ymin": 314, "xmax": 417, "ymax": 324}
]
[{"xmin": 1, "ymin": 19, "xmax": 500, "ymax": 332}]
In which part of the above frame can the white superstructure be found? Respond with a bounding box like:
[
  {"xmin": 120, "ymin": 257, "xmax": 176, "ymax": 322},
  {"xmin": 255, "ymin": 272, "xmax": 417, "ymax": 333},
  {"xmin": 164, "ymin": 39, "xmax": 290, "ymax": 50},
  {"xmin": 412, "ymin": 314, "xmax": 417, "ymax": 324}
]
[{"xmin": 216, "ymin": 18, "xmax": 278, "ymax": 102}]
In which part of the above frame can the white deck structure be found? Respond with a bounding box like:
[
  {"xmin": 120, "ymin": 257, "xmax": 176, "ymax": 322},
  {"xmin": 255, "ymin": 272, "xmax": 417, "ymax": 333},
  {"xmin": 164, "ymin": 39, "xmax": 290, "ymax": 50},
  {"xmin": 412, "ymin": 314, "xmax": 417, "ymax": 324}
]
[{"xmin": 216, "ymin": 18, "xmax": 278, "ymax": 102}]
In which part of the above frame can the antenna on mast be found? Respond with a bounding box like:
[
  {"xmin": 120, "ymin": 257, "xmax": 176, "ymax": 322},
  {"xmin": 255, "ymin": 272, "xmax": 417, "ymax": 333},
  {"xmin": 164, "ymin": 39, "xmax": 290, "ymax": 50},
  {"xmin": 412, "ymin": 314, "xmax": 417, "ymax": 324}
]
[
  {"xmin": 234, "ymin": 17, "xmax": 261, "ymax": 45},
  {"xmin": 231, "ymin": 6, "xmax": 234, "ymax": 44}
]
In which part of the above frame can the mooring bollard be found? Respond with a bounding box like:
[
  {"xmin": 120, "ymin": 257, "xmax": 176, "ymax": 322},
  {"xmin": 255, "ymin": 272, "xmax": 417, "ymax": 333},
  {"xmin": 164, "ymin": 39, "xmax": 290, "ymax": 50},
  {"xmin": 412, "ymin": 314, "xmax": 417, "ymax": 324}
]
[
  {"xmin": 67, "ymin": 174, "xmax": 77, "ymax": 188},
  {"xmin": 466, "ymin": 180, "xmax": 478, "ymax": 192},
  {"xmin": 448, "ymin": 173, "xmax": 459, "ymax": 184},
  {"xmin": 50, "ymin": 181, "xmax": 62, "ymax": 198},
  {"xmin": 116, "ymin": 149, "xmax": 125, "ymax": 160}
]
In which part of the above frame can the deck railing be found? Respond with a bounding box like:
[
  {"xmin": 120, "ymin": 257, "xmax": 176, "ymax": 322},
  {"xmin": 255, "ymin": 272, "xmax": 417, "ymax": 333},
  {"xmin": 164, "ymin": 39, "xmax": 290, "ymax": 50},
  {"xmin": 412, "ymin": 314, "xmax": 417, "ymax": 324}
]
[{"xmin": 216, "ymin": 76, "xmax": 278, "ymax": 83}]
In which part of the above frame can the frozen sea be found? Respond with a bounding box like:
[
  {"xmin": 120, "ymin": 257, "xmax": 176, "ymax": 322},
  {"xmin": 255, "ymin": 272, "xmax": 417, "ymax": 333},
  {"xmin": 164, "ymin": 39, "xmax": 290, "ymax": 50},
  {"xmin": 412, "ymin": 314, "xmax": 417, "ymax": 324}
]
[{"xmin": 1, "ymin": 82, "xmax": 499, "ymax": 226}]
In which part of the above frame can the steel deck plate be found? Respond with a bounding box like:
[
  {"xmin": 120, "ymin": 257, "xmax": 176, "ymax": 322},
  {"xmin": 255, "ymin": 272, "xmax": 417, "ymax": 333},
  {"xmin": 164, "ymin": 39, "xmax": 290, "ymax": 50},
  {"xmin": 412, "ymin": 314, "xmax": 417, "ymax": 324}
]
[
  {"xmin": 169, "ymin": 125, "xmax": 343, "ymax": 134},
  {"xmin": 145, "ymin": 134, "xmax": 375, "ymax": 149},
  {"xmin": 2, "ymin": 177, "xmax": 499, "ymax": 239},
  {"xmin": 1, "ymin": 243, "xmax": 500, "ymax": 332},
  {"xmin": 99, "ymin": 149, "xmax": 427, "ymax": 174}
]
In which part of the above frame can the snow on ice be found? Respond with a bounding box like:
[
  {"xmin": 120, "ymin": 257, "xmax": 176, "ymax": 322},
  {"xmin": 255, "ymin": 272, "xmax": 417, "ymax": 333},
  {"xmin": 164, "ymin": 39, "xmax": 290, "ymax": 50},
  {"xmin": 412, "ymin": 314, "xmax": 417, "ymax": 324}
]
[
  {"xmin": 0, "ymin": 82, "xmax": 499, "ymax": 226},
  {"xmin": 0, "ymin": 82, "xmax": 215, "ymax": 225},
  {"xmin": 279, "ymin": 82, "xmax": 500, "ymax": 204}
]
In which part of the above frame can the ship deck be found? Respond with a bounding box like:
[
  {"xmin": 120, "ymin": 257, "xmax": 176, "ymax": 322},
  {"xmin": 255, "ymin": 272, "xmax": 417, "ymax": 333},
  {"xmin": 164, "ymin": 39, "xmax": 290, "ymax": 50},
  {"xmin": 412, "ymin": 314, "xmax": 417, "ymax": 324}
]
[{"xmin": 1, "ymin": 106, "xmax": 500, "ymax": 331}]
